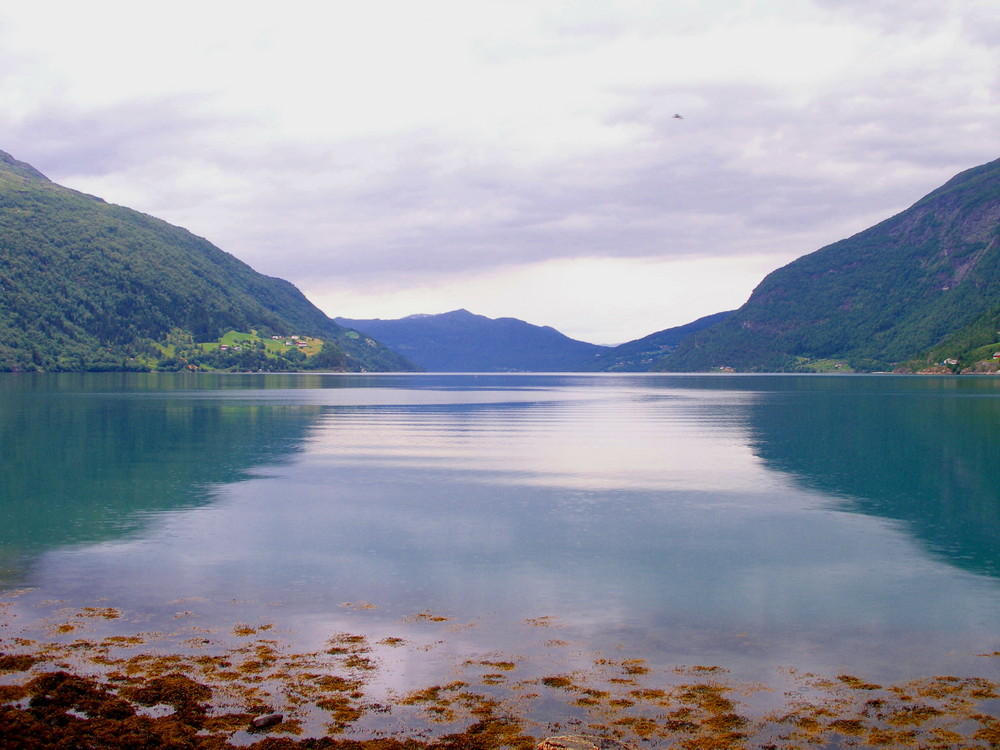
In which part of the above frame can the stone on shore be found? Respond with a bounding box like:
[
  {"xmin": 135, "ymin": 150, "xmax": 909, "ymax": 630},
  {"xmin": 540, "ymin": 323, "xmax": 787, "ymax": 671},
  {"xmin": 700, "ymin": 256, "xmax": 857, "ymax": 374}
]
[{"xmin": 250, "ymin": 712, "xmax": 283, "ymax": 729}]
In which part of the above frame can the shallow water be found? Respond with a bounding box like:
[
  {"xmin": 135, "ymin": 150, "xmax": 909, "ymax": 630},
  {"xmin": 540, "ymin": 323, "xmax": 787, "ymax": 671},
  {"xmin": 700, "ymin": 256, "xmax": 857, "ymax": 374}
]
[{"xmin": 2, "ymin": 372, "xmax": 999, "ymax": 706}]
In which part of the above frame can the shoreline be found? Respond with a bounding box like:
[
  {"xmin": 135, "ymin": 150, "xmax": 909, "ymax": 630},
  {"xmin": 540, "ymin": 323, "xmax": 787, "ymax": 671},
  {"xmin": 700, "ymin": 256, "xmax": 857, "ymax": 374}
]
[{"xmin": 2, "ymin": 608, "xmax": 999, "ymax": 749}]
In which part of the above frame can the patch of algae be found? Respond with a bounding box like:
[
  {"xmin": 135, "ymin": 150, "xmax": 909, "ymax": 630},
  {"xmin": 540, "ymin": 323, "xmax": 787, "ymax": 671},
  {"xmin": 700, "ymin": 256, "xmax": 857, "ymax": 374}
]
[
  {"xmin": 2, "ymin": 605, "xmax": 1000, "ymax": 749},
  {"xmin": 407, "ymin": 611, "xmax": 454, "ymax": 623},
  {"xmin": 80, "ymin": 606, "xmax": 123, "ymax": 619},
  {"xmin": 469, "ymin": 660, "xmax": 518, "ymax": 672},
  {"xmin": 44, "ymin": 606, "xmax": 123, "ymax": 635},
  {"xmin": 523, "ymin": 617, "xmax": 560, "ymax": 628}
]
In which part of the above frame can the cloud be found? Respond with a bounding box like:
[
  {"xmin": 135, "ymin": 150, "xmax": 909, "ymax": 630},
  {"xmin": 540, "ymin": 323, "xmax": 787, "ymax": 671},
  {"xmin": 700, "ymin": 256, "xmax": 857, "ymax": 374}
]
[
  {"xmin": 4, "ymin": 96, "xmax": 228, "ymax": 175},
  {"xmin": 1, "ymin": 0, "xmax": 998, "ymax": 341}
]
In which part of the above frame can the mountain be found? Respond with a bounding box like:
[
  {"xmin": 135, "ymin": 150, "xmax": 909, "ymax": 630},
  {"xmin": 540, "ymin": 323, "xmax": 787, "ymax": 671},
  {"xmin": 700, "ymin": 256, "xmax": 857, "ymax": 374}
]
[
  {"xmin": 660, "ymin": 157, "xmax": 1000, "ymax": 372},
  {"xmin": 336, "ymin": 309, "xmax": 611, "ymax": 371},
  {"xmin": 585, "ymin": 310, "xmax": 736, "ymax": 371},
  {"xmin": 0, "ymin": 150, "xmax": 416, "ymax": 372}
]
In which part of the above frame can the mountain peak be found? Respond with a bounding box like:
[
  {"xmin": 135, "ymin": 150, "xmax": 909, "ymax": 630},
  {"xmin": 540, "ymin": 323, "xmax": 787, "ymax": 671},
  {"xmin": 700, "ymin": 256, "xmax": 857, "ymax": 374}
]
[
  {"xmin": 403, "ymin": 308, "xmax": 476, "ymax": 320},
  {"xmin": 0, "ymin": 150, "xmax": 51, "ymax": 182},
  {"xmin": 440, "ymin": 308, "xmax": 479, "ymax": 319}
]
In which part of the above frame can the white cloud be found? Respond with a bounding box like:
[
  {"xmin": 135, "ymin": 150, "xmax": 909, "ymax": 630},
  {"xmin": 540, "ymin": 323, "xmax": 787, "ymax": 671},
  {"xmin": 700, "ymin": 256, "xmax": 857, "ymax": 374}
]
[{"xmin": 1, "ymin": 0, "xmax": 997, "ymax": 343}]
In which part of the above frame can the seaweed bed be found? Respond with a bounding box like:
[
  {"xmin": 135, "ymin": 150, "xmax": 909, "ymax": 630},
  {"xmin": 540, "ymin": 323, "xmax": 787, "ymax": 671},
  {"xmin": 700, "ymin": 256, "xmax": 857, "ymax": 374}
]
[{"xmin": 1, "ymin": 604, "xmax": 1000, "ymax": 749}]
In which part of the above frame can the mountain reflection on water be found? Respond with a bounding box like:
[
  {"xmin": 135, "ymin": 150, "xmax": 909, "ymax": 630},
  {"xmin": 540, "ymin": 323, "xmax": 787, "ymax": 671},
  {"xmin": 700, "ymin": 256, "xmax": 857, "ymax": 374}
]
[
  {"xmin": 0, "ymin": 373, "xmax": 325, "ymax": 578},
  {"xmin": 746, "ymin": 375, "xmax": 1000, "ymax": 577}
]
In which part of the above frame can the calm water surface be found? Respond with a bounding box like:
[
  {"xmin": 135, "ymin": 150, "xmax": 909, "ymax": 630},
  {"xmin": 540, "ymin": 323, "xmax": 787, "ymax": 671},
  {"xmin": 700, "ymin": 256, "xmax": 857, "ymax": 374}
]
[{"xmin": 2, "ymin": 372, "xmax": 999, "ymax": 699}]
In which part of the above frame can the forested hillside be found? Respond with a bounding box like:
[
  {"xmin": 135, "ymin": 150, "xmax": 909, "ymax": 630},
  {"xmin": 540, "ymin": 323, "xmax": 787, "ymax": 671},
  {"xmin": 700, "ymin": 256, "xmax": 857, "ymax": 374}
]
[
  {"xmin": 661, "ymin": 157, "xmax": 1000, "ymax": 372},
  {"xmin": 0, "ymin": 150, "xmax": 415, "ymax": 372}
]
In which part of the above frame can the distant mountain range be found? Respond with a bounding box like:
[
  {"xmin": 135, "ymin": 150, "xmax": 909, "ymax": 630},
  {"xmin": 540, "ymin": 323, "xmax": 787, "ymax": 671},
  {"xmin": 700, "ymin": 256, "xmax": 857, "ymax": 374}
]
[
  {"xmin": 336, "ymin": 309, "xmax": 733, "ymax": 372},
  {"xmin": 659, "ymin": 157, "xmax": 1000, "ymax": 373},
  {"xmin": 0, "ymin": 150, "xmax": 415, "ymax": 372},
  {"xmin": 336, "ymin": 309, "xmax": 607, "ymax": 371}
]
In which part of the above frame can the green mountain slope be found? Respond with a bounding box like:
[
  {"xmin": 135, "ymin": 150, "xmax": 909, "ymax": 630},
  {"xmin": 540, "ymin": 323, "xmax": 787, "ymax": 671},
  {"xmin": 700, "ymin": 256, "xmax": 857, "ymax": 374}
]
[
  {"xmin": 586, "ymin": 310, "xmax": 735, "ymax": 371},
  {"xmin": 0, "ymin": 150, "xmax": 415, "ymax": 372},
  {"xmin": 336, "ymin": 308, "xmax": 610, "ymax": 371},
  {"xmin": 910, "ymin": 301, "xmax": 1000, "ymax": 373},
  {"xmin": 661, "ymin": 157, "xmax": 1000, "ymax": 372}
]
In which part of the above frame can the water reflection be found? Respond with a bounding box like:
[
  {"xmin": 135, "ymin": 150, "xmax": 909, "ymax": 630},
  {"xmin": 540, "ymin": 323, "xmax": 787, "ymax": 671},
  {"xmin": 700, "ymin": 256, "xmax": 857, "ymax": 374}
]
[
  {"xmin": 2, "ymin": 374, "xmax": 999, "ymax": 689},
  {"xmin": 747, "ymin": 376, "xmax": 1000, "ymax": 577},
  {"xmin": 305, "ymin": 392, "xmax": 766, "ymax": 492},
  {"xmin": 0, "ymin": 373, "xmax": 324, "ymax": 580}
]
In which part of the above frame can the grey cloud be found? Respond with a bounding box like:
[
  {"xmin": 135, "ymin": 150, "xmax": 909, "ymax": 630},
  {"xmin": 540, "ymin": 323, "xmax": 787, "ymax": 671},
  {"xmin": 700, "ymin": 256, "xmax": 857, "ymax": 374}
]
[
  {"xmin": 215, "ymin": 124, "xmax": 991, "ymax": 291},
  {"xmin": 3, "ymin": 96, "xmax": 227, "ymax": 177},
  {"xmin": 3, "ymin": 51, "xmax": 996, "ymax": 297},
  {"xmin": 812, "ymin": 0, "xmax": 1000, "ymax": 59},
  {"xmin": 260, "ymin": 80, "xmax": 989, "ymax": 284},
  {"xmin": 812, "ymin": 0, "xmax": 967, "ymax": 32}
]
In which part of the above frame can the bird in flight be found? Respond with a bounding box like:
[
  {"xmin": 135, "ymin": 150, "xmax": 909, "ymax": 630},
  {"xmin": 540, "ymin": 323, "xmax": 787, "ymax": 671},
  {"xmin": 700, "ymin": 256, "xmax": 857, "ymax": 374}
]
[{"xmin": 672, "ymin": 114, "xmax": 684, "ymax": 119}]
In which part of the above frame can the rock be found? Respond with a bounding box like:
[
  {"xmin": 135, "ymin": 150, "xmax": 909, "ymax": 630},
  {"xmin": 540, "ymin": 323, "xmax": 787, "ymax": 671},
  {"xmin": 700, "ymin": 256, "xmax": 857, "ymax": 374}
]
[
  {"xmin": 537, "ymin": 735, "xmax": 637, "ymax": 750},
  {"xmin": 250, "ymin": 712, "xmax": 283, "ymax": 729}
]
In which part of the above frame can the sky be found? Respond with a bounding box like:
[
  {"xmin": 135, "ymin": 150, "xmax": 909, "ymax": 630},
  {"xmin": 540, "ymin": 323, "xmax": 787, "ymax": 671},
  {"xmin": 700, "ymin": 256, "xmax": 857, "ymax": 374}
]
[{"xmin": 1, "ymin": 1, "xmax": 998, "ymax": 344}]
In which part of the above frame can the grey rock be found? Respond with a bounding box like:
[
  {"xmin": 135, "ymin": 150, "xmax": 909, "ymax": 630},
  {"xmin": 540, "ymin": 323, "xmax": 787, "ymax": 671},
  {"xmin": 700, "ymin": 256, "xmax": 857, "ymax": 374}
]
[{"xmin": 250, "ymin": 712, "xmax": 283, "ymax": 729}]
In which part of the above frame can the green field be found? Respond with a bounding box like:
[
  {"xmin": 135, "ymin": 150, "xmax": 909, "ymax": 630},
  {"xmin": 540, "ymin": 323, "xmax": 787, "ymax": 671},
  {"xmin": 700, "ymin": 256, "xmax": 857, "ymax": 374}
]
[{"xmin": 200, "ymin": 330, "xmax": 323, "ymax": 357}]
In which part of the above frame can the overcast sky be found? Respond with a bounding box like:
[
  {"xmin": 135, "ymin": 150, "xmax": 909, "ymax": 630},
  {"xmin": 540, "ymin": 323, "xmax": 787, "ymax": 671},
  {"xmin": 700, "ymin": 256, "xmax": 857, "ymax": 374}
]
[{"xmin": 2, "ymin": 1, "xmax": 998, "ymax": 343}]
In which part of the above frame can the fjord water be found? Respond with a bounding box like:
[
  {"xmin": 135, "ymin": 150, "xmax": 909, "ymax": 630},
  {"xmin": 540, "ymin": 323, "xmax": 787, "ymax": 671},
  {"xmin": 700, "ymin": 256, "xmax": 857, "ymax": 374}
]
[{"xmin": 2, "ymin": 373, "xmax": 999, "ymax": 690}]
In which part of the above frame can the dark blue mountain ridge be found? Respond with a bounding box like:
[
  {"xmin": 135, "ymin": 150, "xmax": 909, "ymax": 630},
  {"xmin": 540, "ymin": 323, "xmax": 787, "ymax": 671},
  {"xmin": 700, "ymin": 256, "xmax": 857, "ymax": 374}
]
[
  {"xmin": 336, "ymin": 308, "xmax": 608, "ymax": 372},
  {"xmin": 336, "ymin": 308, "xmax": 736, "ymax": 372}
]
